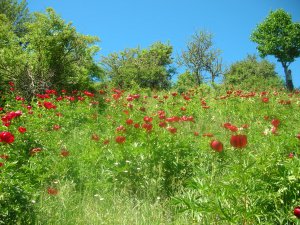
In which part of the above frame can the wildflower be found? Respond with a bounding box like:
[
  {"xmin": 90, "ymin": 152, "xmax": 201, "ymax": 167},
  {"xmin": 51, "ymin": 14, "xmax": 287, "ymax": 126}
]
[
  {"xmin": 0, "ymin": 131, "xmax": 15, "ymax": 144},
  {"xmin": 210, "ymin": 140, "xmax": 223, "ymax": 152},
  {"xmin": 60, "ymin": 149, "xmax": 69, "ymax": 157},
  {"xmin": 47, "ymin": 188, "xmax": 58, "ymax": 195},
  {"xmin": 230, "ymin": 135, "xmax": 247, "ymax": 148},
  {"xmin": 116, "ymin": 136, "xmax": 126, "ymax": 144},
  {"xmin": 18, "ymin": 126, "xmax": 27, "ymax": 133}
]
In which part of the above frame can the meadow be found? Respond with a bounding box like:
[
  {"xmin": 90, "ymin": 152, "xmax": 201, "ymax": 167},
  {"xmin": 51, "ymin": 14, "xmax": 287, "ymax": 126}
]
[{"xmin": 1, "ymin": 83, "xmax": 300, "ymax": 224}]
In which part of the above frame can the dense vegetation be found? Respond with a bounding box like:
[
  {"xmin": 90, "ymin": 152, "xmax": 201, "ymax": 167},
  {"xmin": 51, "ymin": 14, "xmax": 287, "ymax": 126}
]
[{"xmin": 1, "ymin": 1, "xmax": 300, "ymax": 224}]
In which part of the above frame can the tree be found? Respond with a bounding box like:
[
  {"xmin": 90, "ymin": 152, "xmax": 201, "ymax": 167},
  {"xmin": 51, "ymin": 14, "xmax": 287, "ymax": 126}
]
[
  {"xmin": 0, "ymin": 0, "xmax": 30, "ymax": 36},
  {"xmin": 223, "ymin": 55, "xmax": 284, "ymax": 89},
  {"xmin": 178, "ymin": 30, "xmax": 223, "ymax": 85},
  {"xmin": 101, "ymin": 42, "xmax": 174, "ymax": 89},
  {"xmin": 0, "ymin": 14, "xmax": 25, "ymax": 89},
  {"xmin": 173, "ymin": 70, "xmax": 196, "ymax": 92},
  {"xmin": 251, "ymin": 9, "xmax": 300, "ymax": 91},
  {"xmin": 0, "ymin": 8, "xmax": 102, "ymax": 100}
]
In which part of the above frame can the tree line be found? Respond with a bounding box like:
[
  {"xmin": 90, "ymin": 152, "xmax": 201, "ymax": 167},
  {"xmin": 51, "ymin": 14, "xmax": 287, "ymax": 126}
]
[{"xmin": 1, "ymin": 0, "xmax": 299, "ymax": 100}]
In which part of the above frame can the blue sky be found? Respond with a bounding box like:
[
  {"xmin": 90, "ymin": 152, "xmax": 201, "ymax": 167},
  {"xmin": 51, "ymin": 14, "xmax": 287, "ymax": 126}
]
[{"xmin": 28, "ymin": 0, "xmax": 300, "ymax": 87}]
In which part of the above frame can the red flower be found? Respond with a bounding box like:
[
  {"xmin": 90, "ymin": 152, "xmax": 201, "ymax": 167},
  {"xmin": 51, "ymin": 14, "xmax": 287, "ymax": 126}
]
[
  {"xmin": 30, "ymin": 147, "xmax": 42, "ymax": 156},
  {"xmin": 0, "ymin": 131, "xmax": 15, "ymax": 144},
  {"xmin": 194, "ymin": 132, "xmax": 199, "ymax": 136},
  {"xmin": 61, "ymin": 149, "xmax": 69, "ymax": 157},
  {"xmin": 134, "ymin": 123, "xmax": 140, "ymax": 129},
  {"xmin": 159, "ymin": 121, "xmax": 167, "ymax": 128},
  {"xmin": 83, "ymin": 91, "xmax": 94, "ymax": 97},
  {"xmin": 103, "ymin": 139, "xmax": 110, "ymax": 145},
  {"xmin": 230, "ymin": 135, "xmax": 247, "ymax": 148},
  {"xmin": 296, "ymin": 133, "xmax": 300, "ymax": 140},
  {"xmin": 116, "ymin": 136, "xmax": 126, "ymax": 144},
  {"xmin": 143, "ymin": 116, "xmax": 153, "ymax": 123},
  {"xmin": 203, "ymin": 133, "xmax": 214, "ymax": 137},
  {"xmin": 262, "ymin": 97, "xmax": 269, "ymax": 103},
  {"xmin": 126, "ymin": 119, "xmax": 133, "ymax": 125},
  {"xmin": 92, "ymin": 134, "xmax": 100, "ymax": 141},
  {"xmin": 294, "ymin": 206, "xmax": 300, "ymax": 218},
  {"xmin": 167, "ymin": 126, "xmax": 177, "ymax": 134},
  {"xmin": 53, "ymin": 124, "xmax": 61, "ymax": 130},
  {"xmin": 271, "ymin": 119, "xmax": 280, "ymax": 128},
  {"xmin": 43, "ymin": 101, "xmax": 56, "ymax": 109},
  {"xmin": 116, "ymin": 125, "xmax": 126, "ymax": 132},
  {"xmin": 0, "ymin": 154, "xmax": 9, "ymax": 160},
  {"xmin": 47, "ymin": 187, "xmax": 58, "ymax": 195},
  {"xmin": 18, "ymin": 126, "xmax": 27, "ymax": 133},
  {"xmin": 210, "ymin": 140, "xmax": 223, "ymax": 152},
  {"xmin": 142, "ymin": 123, "xmax": 153, "ymax": 132}
]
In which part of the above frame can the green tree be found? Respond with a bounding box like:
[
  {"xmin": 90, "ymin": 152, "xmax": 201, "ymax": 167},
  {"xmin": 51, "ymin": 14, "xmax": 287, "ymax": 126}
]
[
  {"xmin": 178, "ymin": 30, "xmax": 223, "ymax": 85},
  {"xmin": 0, "ymin": 8, "xmax": 102, "ymax": 99},
  {"xmin": 251, "ymin": 9, "xmax": 300, "ymax": 91},
  {"xmin": 223, "ymin": 55, "xmax": 283, "ymax": 89},
  {"xmin": 0, "ymin": 14, "xmax": 25, "ymax": 89},
  {"xmin": 102, "ymin": 42, "xmax": 174, "ymax": 89},
  {"xmin": 17, "ymin": 8, "xmax": 101, "ymax": 98},
  {"xmin": 174, "ymin": 70, "xmax": 196, "ymax": 90},
  {"xmin": 0, "ymin": 0, "xmax": 30, "ymax": 36}
]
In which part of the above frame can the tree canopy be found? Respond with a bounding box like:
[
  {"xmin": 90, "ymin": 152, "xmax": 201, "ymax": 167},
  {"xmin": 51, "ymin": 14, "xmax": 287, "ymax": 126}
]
[
  {"xmin": 178, "ymin": 30, "xmax": 223, "ymax": 85},
  {"xmin": 101, "ymin": 42, "xmax": 174, "ymax": 90},
  {"xmin": 0, "ymin": 0, "xmax": 30, "ymax": 36},
  {"xmin": 251, "ymin": 9, "xmax": 300, "ymax": 91},
  {"xmin": 0, "ymin": 8, "xmax": 102, "ymax": 99},
  {"xmin": 223, "ymin": 55, "xmax": 284, "ymax": 89}
]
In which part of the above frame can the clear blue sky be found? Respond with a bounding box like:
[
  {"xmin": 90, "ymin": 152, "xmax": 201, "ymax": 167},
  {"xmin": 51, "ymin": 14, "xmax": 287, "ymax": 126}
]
[{"xmin": 27, "ymin": 0, "xmax": 300, "ymax": 87}]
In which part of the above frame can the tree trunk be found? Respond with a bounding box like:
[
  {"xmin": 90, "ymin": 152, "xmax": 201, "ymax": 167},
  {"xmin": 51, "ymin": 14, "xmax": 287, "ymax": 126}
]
[
  {"xmin": 193, "ymin": 70, "xmax": 201, "ymax": 86},
  {"xmin": 283, "ymin": 65, "xmax": 294, "ymax": 91}
]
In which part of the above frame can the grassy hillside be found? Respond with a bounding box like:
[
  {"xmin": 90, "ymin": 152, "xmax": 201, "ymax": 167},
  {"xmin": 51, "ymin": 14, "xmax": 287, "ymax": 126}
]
[{"xmin": 1, "ymin": 85, "xmax": 300, "ymax": 224}]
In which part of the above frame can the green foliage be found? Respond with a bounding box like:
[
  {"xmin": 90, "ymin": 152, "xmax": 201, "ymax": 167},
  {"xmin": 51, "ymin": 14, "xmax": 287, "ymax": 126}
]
[
  {"xmin": 251, "ymin": 9, "xmax": 300, "ymax": 91},
  {"xmin": 173, "ymin": 71, "xmax": 196, "ymax": 93},
  {"xmin": 0, "ymin": 0, "xmax": 30, "ymax": 36},
  {"xmin": 0, "ymin": 8, "xmax": 102, "ymax": 100},
  {"xmin": 224, "ymin": 55, "xmax": 284, "ymax": 90},
  {"xmin": 0, "ymin": 14, "xmax": 25, "ymax": 90},
  {"xmin": 102, "ymin": 42, "xmax": 174, "ymax": 90}
]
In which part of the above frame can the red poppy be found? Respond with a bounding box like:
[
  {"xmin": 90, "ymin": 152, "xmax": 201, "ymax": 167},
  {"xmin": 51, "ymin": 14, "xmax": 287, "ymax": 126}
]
[
  {"xmin": 30, "ymin": 147, "xmax": 42, "ymax": 156},
  {"xmin": 0, "ymin": 131, "xmax": 15, "ymax": 144},
  {"xmin": 159, "ymin": 121, "xmax": 167, "ymax": 127},
  {"xmin": 53, "ymin": 125, "xmax": 61, "ymax": 130},
  {"xmin": 296, "ymin": 134, "xmax": 300, "ymax": 140},
  {"xmin": 43, "ymin": 101, "xmax": 56, "ymax": 109},
  {"xmin": 0, "ymin": 154, "xmax": 9, "ymax": 160},
  {"xmin": 60, "ymin": 149, "xmax": 69, "ymax": 157},
  {"xmin": 18, "ymin": 126, "xmax": 27, "ymax": 133},
  {"xmin": 134, "ymin": 123, "xmax": 140, "ymax": 129},
  {"xmin": 194, "ymin": 132, "xmax": 199, "ymax": 136},
  {"xmin": 271, "ymin": 119, "xmax": 280, "ymax": 128},
  {"xmin": 116, "ymin": 125, "xmax": 126, "ymax": 132},
  {"xmin": 0, "ymin": 162, "xmax": 4, "ymax": 167},
  {"xmin": 210, "ymin": 140, "xmax": 223, "ymax": 152},
  {"xmin": 143, "ymin": 116, "xmax": 153, "ymax": 123},
  {"xmin": 167, "ymin": 127, "xmax": 177, "ymax": 134},
  {"xmin": 103, "ymin": 139, "xmax": 110, "ymax": 145},
  {"xmin": 203, "ymin": 133, "xmax": 214, "ymax": 137},
  {"xmin": 262, "ymin": 97, "xmax": 269, "ymax": 103},
  {"xmin": 142, "ymin": 123, "xmax": 153, "ymax": 132},
  {"xmin": 126, "ymin": 119, "xmax": 133, "ymax": 125},
  {"xmin": 294, "ymin": 206, "xmax": 300, "ymax": 218},
  {"xmin": 116, "ymin": 136, "xmax": 126, "ymax": 144},
  {"xmin": 230, "ymin": 135, "xmax": 247, "ymax": 148},
  {"xmin": 92, "ymin": 134, "xmax": 100, "ymax": 141},
  {"xmin": 47, "ymin": 187, "xmax": 58, "ymax": 195}
]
